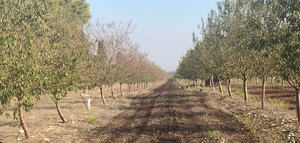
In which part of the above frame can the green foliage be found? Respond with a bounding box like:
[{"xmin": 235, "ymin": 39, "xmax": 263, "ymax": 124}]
[
  {"xmin": 0, "ymin": 0, "xmax": 167, "ymax": 139},
  {"xmin": 176, "ymin": 0, "xmax": 299, "ymax": 88},
  {"xmin": 88, "ymin": 115, "xmax": 98, "ymax": 124},
  {"xmin": 41, "ymin": 0, "xmax": 91, "ymax": 102},
  {"xmin": 176, "ymin": 0, "xmax": 299, "ymax": 120},
  {"xmin": 0, "ymin": 0, "xmax": 54, "ymax": 115},
  {"xmin": 273, "ymin": 0, "xmax": 300, "ymax": 89},
  {"xmin": 0, "ymin": 0, "xmax": 91, "ymax": 116},
  {"xmin": 200, "ymin": 114, "xmax": 209, "ymax": 123},
  {"xmin": 205, "ymin": 130, "xmax": 221, "ymax": 140}
]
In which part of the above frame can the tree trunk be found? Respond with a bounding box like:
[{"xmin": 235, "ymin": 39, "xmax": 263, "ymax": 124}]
[
  {"xmin": 209, "ymin": 77, "xmax": 212, "ymax": 89},
  {"xmin": 211, "ymin": 76, "xmax": 215, "ymax": 90},
  {"xmin": 282, "ymin": 79, "xmax": 284, "ymax": 87},
  {"xmin": 139, "ymin": 83, "xmax": 141, "ymax": 91},
  {"xmin": 128, "ymin": 84, "xmax": 131, "ymax": 94},
  {"xmin": 271, "ymin": 77, "xmax": 274, "ymax": 86},
  {"xmin": 80, "ymin": 91, "xmax": 89, "ymax": 110},
  {"xmin": 296, "ymin": 88, "xmax": 300, "ymax": 122},
  {"xmin": 256, "ymin": 78, "xmax": 258, "ymax": 86},
  {"xmin": 218, "ymin": 78, "xmax": 223, "ymax": 93},
  {"xmin": 99, "ymin": 86, "xmax": 106, "ymax": 105},
  {"xmin": 120, "ymin": 83, "xmax": 123, "ymax": 97},
  {"xmin": 132, "ymin": 84, "xmax": 134, "ymax": 92},
  {"xmin": 261, "ymin": 76, "xmax": 266, "ymax": 109},
  {"xmin": 18, "ymin": 87, "xmax": 30, "ymax": 139},
  {"xmin": 243, "ymin": 74, "xmax": 248, "ymax": 101},
  {"xmin": 134, "ymin": 84, "xmax": 136, "ymax": 92},
  {"xmin": 227, "ymin": 79, "xmax": 232, "ymax": 96},
  {"xmin": 19, "ymin": 105, "xmax": 30, "ymax": 139},
  {"xmin": 55, "ymin": 101, "xmax": 67, "ymax": 123},
  {"xmin": 111, "ymin": 85, "xmax": 116, "ymax": 100}
]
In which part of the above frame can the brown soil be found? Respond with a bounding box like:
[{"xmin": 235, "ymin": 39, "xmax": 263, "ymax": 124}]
[
  {"xmin": 85, "ymin": 79, "xmax": 256, "ymax": 142},
  {"xmin": 0, "ymin": 83, "xmax": 161, "ymax": 143},
  {"xmin": 232, "ymin": 84, "xmax": 296, "ymax": 106},
  {"xmin": 2, "ymin": 79, "xmax": 299, "ymax": 142}
]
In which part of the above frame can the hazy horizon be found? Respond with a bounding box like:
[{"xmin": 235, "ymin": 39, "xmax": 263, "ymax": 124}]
[{"xmin": 86, "ymin": 0, "xmax": 220, "ymax": 72}]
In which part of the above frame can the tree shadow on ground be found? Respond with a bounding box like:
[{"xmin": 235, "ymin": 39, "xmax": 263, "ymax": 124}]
[{"xmin": 85, "ymin": 79, "xmax": 256, "ymax": 143}]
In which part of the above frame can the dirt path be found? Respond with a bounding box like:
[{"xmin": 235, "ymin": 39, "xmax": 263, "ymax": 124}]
[{"xmin": 86, "ymin": 79, "xmax": 256, "ymax": 142}]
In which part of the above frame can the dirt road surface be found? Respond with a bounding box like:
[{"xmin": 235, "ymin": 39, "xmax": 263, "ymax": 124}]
[{"xmin": 85, "ymin": 79, "xmax": 256, "ymax": 142}]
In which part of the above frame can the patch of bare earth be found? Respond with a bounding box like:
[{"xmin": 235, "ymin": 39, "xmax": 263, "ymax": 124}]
[
  {"xmin": 86, "ymin": 79, "xmax": 256, "ymax": 143},
  {"xmin": 0, "ymin": 83, "xmax": 161, "ymax": 143}
]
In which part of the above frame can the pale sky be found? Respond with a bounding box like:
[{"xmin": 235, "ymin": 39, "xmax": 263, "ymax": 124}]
[{"xmin": 86, "ymin": 0, "xmax": 220, "ymax": 72}]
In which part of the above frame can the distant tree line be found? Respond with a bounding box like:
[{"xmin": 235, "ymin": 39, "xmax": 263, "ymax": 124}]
[
  {"xmin": 176, "ymin": 0, "xmax": 299, "ymax": 120},
  {"xmin": 0, "ymin": 0, "xmax": 167, "ymax": 139}
]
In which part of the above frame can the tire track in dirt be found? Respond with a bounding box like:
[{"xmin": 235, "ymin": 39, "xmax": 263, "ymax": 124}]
[{"xmin": 85, "ymin": 79, "xmax": 257, "ymax": 142}]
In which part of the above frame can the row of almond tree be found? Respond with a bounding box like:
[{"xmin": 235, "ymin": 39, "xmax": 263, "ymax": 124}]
[
  {"xmin": 0, "ymin": 0, "xmax": 167, "ymax": 139},
  {"xmin": 176, "ymin": 0, "xmax": 299, "ymax": 120}
]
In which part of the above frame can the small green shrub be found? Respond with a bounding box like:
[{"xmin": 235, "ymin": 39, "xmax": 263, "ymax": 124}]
[
  {"xmin": 200, "ymin": 114, "xmax": 209, "ymax": 123},
  {"xmin": 43, "ymin": 116, "xmax": 51, "ymax": 121},
  {"xmin": 206, "ymin": 130, "xmax": 221, "ymax": 140},
  {"xmin": 88, "ymin": 115, "xmax": 98, "ymax": 124},
  {"xmin": 234, "ymin": 88, "xmax": 244, "ymax": 97}
]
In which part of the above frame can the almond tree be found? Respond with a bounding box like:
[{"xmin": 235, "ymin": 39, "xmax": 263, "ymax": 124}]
[
  {"xmin": 226, "ymin": 0, "xmax": 257, "ymax": 101},
  {"xmin": 200, "ymin": 7, "xmax": 232, "ymax": 93},
  {"xmin": 85, "ymin": 21, "xmax": 135, "ymax": 104},
  {"xmin": 214, "ymin": 0, "xmax": 237, "ymax": 96},
  {"xmin": 176, "ymin": 0, "xmax": 299, "ymax": 122},
  {"xmin": 42, "ymin": 0, "xmax": 91, "ymax": 123},
  {"xmin": 176, "ymin": 49, "xmax": 200, "ymax": 83},
  {"xmin": 120, "ymin": 47, "xmax": 167, "ymax": 91},
  {"xmin": 271, "ymin": 0, "xmax": 300, "ymax": 121},
  {"xmin": 246, "ymin": 0, "xmax": 282, "ymax": 109},
  {"xmin": 0, "ymin": 0, "xmax": 61, "ymax": 138},
  {"xmin": 115, "ymin": 45, "xmax": 139, "ymax": 96}
]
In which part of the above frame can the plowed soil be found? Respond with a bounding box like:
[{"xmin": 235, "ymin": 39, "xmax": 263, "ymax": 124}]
[
  {"xmin": 86, "ymin": 79, "xmax": 256, "ymax": 142},
  {"xmin": 2, "ymin": 79, "xmax": 298, "ymax": 142}
]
